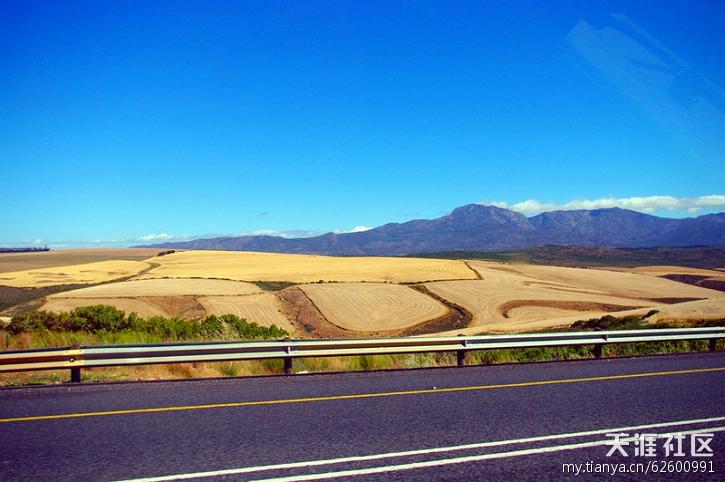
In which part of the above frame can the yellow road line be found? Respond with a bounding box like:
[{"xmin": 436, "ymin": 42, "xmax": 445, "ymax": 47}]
[{"xmin": 2, "ymin": 367, "xmax": 723, "ymax": 424}]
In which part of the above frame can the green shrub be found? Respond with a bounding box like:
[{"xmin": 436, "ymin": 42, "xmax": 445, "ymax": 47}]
[{"xmin": 5, "ymin": 305, "xmax": 289, "ymax": 343}]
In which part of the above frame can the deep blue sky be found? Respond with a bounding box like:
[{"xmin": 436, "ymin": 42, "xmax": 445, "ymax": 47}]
[{"xmin": 2, "ymin": 1, "xmax": 724, "ymax": 247}]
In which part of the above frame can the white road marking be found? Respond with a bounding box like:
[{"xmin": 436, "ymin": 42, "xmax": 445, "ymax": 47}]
[
  {"xmin": 252, "ymin": 426, "xmax": 725, "ymax": 482},
  {"xmin": 116, "ymin": 416, "xmax": 724, "ymax": 482}
]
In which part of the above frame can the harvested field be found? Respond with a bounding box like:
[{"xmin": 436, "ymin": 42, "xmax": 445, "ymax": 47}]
[
  {"xmin": 40, "ymin": 294, "xmax": 206, "ymax": 319},
  {"xmin": 598, "ymin": 265, "xmax": 725, "ymax": 293},
  {"xmin": 644, "ymin": 297, "xmax": 725, "ymax": 322},
  {"xmin": 498, "ymin": 300, "xmax": 638, "ymax": 318},
  {"xmin": 139, "ymin": 250, "xmax": 476, "ymax": 283},
  {"xmin": 468, "ymin": 261, "xmax": 721, "ymax": 300},
  {"xmin": 36, "ymin": 279, "xmax": 263, "ymax": 320},
  {"xmin": 144, "ymin": 297, "xmax": 206, "ymax": 319},
  {"xmin": 426, "ymin": 279, "xmax": 646, "ymax": 332},
  {"xmin": 0, "ymin": 260, "xmax": 151, "ymax": 288},
  {"xmin": 0, "ymin": 248, "xmax": 164, "ymax": 273},
  {"xmin": 198, "ymin": 294, "xmax": 294, "ymax": 331},
  {"xmin": 426, "ymin": 260, "xmax": 724, "ymax": 332},
  {"xmin": 300, "ymin": 283, "xmax": 448, "ymax": 332},
  {"xmin": 49, "ymin": 278, "xmax": 261, "ymax": 298},
  {"xmin": 600, "ymin": 265, "xmax": 725, "ymax": 278},
  {"xmin": 494, "ymin": 297, "xmax": 725, "ymax": 334},
  {"xmin": 40, "ymin": 297, "xmax": 169, "ymax": 318},
  {"xmin": 277, "ymin": 287, "xmax": 349, "ymax": 338}
]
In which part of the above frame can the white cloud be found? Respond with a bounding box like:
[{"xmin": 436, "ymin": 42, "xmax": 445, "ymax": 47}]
[
  {"xmin": 238, "ymin": 229, "xmax": 323, "ymax": 239},
  {"xmin": 137, "ymin": 233, "xmax": 174, "ymax": 242},
  {"xmin": 480, "ymin": 195, "xmax": 725, "ymax": 215},
  {"xmin": 333, "ymin": 226, "xmax": 373, "ymax": 234}
]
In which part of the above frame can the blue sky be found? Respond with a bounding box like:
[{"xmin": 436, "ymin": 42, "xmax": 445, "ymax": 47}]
[{"xmin": 2, "ymin": 1, "xmax": 724, "ymax": 248}]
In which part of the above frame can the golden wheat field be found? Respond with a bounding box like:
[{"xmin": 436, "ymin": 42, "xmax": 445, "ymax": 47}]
[
  {"xmin": 48, "ymin": 278, "xmax": 261, "ymax": 297},
  {"xmin": 137, "ymin": 250, "xmax": 477, "ymax": 283},
  {"xmin": 198, "ymin": 293, "xmax": 294, "ymax": 331},
  {"xmin": 40, "ymin": 297, "xmax": 170, "ymax": 318},
  {"xmin": 300, "ymin": 283, "xmax": 448, "ymax": 332},
  {"xmin": 426, "ymin": 260, "xmax": 724, "ymax": 332},
  {"xmin": 601, "ymin": 265, "xmax": 725, "ymax": 277},
  {"xmin": 0, "ymin": 248, "xmax": 164, "ymax": 274},
  {"xmin": 0, "ymin": 260, "xmax": 151, "ymax": 288},
  {"xmin": 467, "ymin": 261, "xmax": 719, "ymax": 300}
]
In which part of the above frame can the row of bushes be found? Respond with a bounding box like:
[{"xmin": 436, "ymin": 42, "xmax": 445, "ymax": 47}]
[
  {"xmin": 4, "ymin": 305, "xmax": 289, "ymax": 341},
  {"xmin": 570, "ymin": 311, "xmax": 660, "ymax": 331},
  {"xmin": 569, "ymin": 311, "xmax": 724, "ymax": 331}
]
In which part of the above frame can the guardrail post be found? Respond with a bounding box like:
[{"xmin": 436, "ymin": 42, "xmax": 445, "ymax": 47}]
[
  {"xmin": 710, "ymin": 339, "xmax": 718, "ymax": 352},
  {"xmin": 283, "ymin": 338, "xmax": 294, "ymax": 374},
  {"xmin": 69, "ymin": 344, "xmax": 82, "ymax": 383},
  {"xmin": 457, "ymin": 335, "xmax": 466, "ymax": 367},
  {"xmin": 593, "ymin": 344, "xmax": 603, "ymax": 359}
]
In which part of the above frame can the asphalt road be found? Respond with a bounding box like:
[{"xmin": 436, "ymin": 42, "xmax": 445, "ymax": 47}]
[{"xmin": 1, "ymin": 353, "xmax": 724, "ymax": 481}]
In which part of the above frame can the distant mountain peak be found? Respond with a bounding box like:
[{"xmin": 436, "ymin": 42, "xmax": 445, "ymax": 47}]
[{"xmin": 447, "ymin": 204, "xmax": 530, "ymax": 226}]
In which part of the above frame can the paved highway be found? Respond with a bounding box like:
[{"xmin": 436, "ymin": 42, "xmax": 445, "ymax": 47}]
[{"xmin": 1, "ymin": 353, "xmax": 724, "ymax": 481}]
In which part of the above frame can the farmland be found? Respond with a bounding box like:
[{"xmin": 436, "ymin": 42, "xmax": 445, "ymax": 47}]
[
  {"xmin": 424, "ymin": 261, "xmax": 722, "ymax": 333},
  {"xmin": 41, "ymin": 297, "xmax": 169, "ymax": 318},
  {"xmin": 0, "ymin": 248, "xmax": 164, "ymax": 274},
  {"xmin": 300, "ymin": 283, "xmax": 448, "ymax": 332},
  {"xmin": 48, "ymin": 278, "xmax": 261, "ymax": 297},
  {"xmin": 0, "ymin": 249, "xmax": 723, "ymax": 338},
  {"xmin": 198, "ymin": 293, "xmax": 294, "ymax": 331},
  {"xmin": 136, "ymin": 249, "xmax": 476, "ymax": 283},
  {"xmin": 0, "ymin": 260, "xmax": 151, "ymax": 288}
]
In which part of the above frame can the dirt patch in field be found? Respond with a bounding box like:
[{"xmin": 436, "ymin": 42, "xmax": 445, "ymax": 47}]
[
  {"xmin": 660, "ymin": 274, "xmax": 725, "ymax": 293},
  {"xmin": 253, "ymin": 281, "xmax": 297, "ymax": 292},
  {"xmin": 698, "ymin": 279, "xmax": 725, "ymax": 292},
  {"xmin": 400, "ymin": 285, "xmax": 472, "ymax": 335},
  {"xmin": 276, "ymin": 287, "xmax": 351, "ymax": 338},
  {"xmin": 650, "ymin": 297, "xmax": 706, "ymax": 304},
  {"xmin": 0, "ymin": 284, "xmax": 91, "ymax": 314},
  {"xmin": 498, "ymin": 300, "xmax": 641, "ymax": 318},
  {"xmin": 144, "ymin": 296, "xmax": 207, "ymax": 319}
]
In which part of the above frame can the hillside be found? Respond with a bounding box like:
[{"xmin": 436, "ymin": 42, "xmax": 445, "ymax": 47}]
[
  {"xmin": 412, "ymin": 245, "xmax": 725, "ymax": 269},
  {"xmin": 138, "ymin": 204, "xmax": 725, "ymax": 255}
]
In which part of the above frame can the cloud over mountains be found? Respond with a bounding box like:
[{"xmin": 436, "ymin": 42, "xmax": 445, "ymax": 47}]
[{"xmin": 485, "ymin": 195, "xmax": 725, "ymax": 215}]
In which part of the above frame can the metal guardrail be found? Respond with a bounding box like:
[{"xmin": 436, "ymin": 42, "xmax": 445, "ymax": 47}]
[{"xmin": 0, "ymin": 327, "xmax": 723, "ymax": 383}]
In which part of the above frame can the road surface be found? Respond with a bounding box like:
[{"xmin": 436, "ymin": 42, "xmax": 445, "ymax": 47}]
[{"xmin": 1, "ymin": 353, "xmax": 724, "ymax": 481}]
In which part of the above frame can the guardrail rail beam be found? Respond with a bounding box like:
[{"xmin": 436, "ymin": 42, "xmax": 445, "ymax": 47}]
[{"xmin": 0, "ymin": 327, "xmax": 722, "ymax": 384}]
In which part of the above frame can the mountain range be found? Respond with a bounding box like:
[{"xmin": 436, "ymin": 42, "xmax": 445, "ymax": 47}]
[{"xmin": 138, "ymin": 204, "xmax": 725, "ymax": 255}]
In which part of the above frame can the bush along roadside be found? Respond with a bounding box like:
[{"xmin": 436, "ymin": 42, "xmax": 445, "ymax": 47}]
[{"xmin": 3, "ymin": 304, "xmax": 289, "ymax": 342}]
